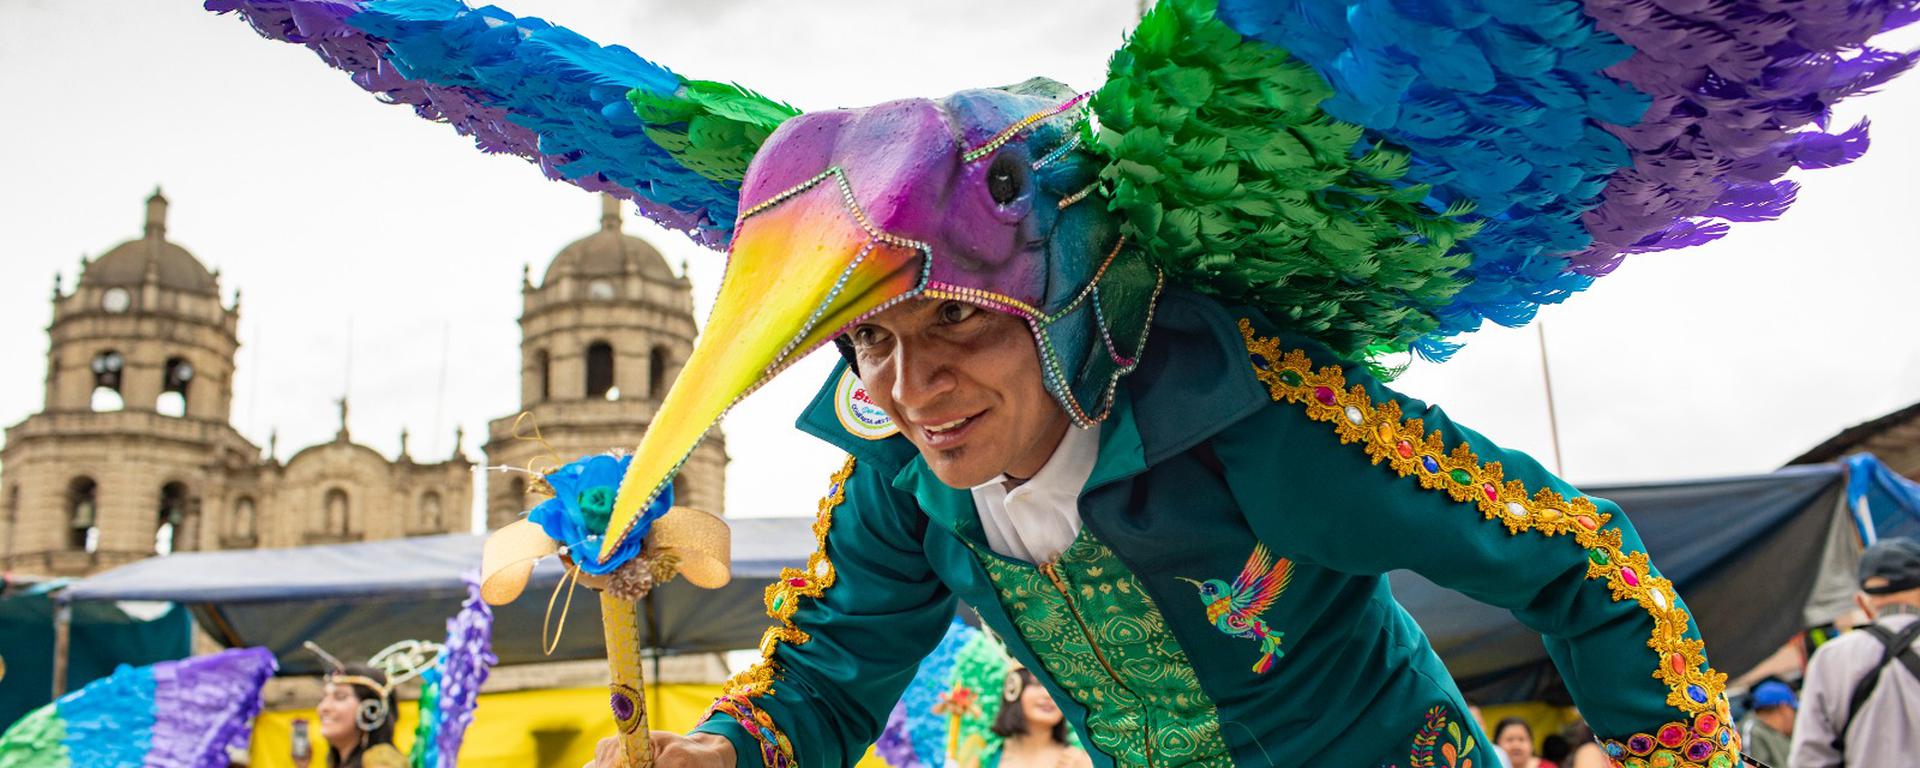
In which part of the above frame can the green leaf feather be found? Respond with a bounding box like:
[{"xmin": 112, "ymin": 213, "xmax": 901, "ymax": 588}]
[
  {"xmin": 628, "ymin": 79, "xmax": 802, "ymax": 184},
  {"xmin": 1089, "ymin": 0, "xmax": 1476, "ymax": 364}
]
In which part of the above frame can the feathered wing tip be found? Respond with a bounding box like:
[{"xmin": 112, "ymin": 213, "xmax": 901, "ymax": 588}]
[
  {"xmin": 150, "ymin": 647, "xmax": 280, "ymax": 767},
  {"xmin": 1112, "ymin": 0, "xmax": 1913, "ymax": 363},
  {"xmin": 1576, "ymin": 2, "xmax": 1917, "ymax": 275},
  {"xmin": 0, "ymin": 647, "xmax": 278, "ymax": 766},
  {"xmin": 204, "ymin": 0, "xmax": 799, "ymax": 249}
]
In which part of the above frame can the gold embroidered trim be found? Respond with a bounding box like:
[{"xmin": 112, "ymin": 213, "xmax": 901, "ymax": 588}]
[
  {"xmin": 720, "ymin": 455, "xmax": 856, "ymax": 699},
  {"xmin": 1237, "ymin": 320, "xmax": 1730, "ymax": 727}
]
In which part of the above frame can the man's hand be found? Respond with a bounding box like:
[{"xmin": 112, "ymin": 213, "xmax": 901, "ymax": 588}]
[{"xmin": 582, "ymin": 731, "xmax": 736, "ymax": 768}]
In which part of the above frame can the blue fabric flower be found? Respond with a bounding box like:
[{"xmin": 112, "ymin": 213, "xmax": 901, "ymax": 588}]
[{"xmin": 527, "ymin": 454, "xmax": 674, "ymax": 575}]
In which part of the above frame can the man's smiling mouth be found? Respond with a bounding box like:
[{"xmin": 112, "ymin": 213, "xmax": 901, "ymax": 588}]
[{"xmin": 917, "ymin": 411, "xmax": 984, "ymax": 446}]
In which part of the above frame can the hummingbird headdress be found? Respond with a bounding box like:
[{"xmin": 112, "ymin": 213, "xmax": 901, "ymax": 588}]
[{"xmin": 207, "ymin": 0, "xmax": 1915, "ymax": 563}]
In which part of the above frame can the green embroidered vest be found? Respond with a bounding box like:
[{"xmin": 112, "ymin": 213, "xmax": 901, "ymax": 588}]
[{"xmin": 969, "ymin": 529, "xmax": 1231, "ymax": 768}]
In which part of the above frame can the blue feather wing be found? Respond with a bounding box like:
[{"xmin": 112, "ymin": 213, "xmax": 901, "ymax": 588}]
[
  {"xmin": 206, "ymin": 0, "xmax": 764, "ymax": 248},
  {"xmin": 1204, "ymin": 0, "xmax": 1914, "ymax": 357}
]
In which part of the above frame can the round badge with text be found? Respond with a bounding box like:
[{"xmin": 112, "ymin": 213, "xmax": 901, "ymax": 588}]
[{"xmin": 834, "ymin": 368, "xmax": 897, "ymax": 440}]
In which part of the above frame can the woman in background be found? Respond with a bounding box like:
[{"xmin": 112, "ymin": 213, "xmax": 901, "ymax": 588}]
[
  {"xmin": 315, "ymin": 664, "xmax": 403, "ymax": 768},
  {"xmin": 1494, "ymin": 717, "xmax": 1558, "ymax": 768},
  {"xmin": 991, "ymin": 669, "xmax": 1090, "ymax": 768}
]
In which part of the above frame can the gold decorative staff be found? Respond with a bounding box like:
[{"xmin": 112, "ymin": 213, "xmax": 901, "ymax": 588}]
[
  {"xmin": 482, "ymin": 504, "xmax": 730, "ymax": 766},
  {"xmin": 932, "ymin": 684, "xmax": 983, "ymax": 766}
]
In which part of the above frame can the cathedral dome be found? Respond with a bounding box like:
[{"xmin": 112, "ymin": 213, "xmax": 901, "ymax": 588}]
[
  {"xmin": 81, "ymin": 190, "xmax": 218, "ymax": 296},
  {"xmin": 542, "ymin": 195, "xmax": 679, "ymax": 286}
]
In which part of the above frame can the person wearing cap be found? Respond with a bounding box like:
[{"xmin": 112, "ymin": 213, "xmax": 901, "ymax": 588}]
[
  {"xmin": 1737, "ymin": 681, "xmax": 1796, "ymax": 768},
  {"xmin": 1788, "ymin": 537, "xmax": 1920, "ymax": 768}
]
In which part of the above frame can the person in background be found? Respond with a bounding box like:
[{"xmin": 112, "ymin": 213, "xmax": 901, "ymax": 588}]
[
  {"xmin": 1738, "ymin": 680, "xmax": 1796, "ymax": 767},
  {"xmin": 1554, "ymin": 720, "xmax": 1608, "ymax": 768},
  {"xmin": 313, "ymin": 664, "xmax": 403, "ymax": 768},
  {"xmin": 1538, "ymin": 731, "xmax": 1570, "ymax": 766},
  {"xmin": 1493, "ymin": 717, "xmax": 1557, "ymax": 768},
  {"xmin": 992, "ymin": 668, "xmax": 1091, "ymax": 768},
  {"xmin": 1466, "ymin": 704, "xmax": 1510, "ymax": 768},
  {"xmin": 1790, "ymin": 537, "xmax": 1920, "ymax": 768}
]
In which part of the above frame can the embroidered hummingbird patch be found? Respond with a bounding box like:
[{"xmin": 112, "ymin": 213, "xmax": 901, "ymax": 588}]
[{"xmin": 1179, "ymin": 543, "xmax": 1294, "ymax": 674}]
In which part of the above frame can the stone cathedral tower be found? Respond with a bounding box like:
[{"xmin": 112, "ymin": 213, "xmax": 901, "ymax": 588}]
[
  {"xmin": 483, "ymin": 196, "xmax": 727, "ymax": 529},
  {"xmin": 0, "ymin": 191, "xmax": 473, "ymax": 577},
  {"xmin": 0, "ymin": 190, "xmax": 252, "ymax": 574}
]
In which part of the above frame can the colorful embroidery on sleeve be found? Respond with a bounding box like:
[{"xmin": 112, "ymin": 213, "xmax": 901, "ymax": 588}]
[
  {"xmin": 1239, "ymin": 320, "xmax": 1739, "ymax": 768},
  {"xmin": 1407, "ymin": 706, "xmax": 1477, "ymax": 768},
  {"xmin": 705, "ymin": 455, "xmax": 856, "ymax": 766},
  {"xmin": 709, "ymin": 693, "xmax": 796, "ymax": 768}
]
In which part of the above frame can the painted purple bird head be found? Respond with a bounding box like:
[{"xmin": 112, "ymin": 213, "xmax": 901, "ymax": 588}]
[{"xmin": 599, "ymin": 79, "xmax": 1162, "ymax": 554}]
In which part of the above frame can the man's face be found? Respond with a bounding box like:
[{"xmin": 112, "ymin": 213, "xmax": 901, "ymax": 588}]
[{"xmin": 849, "ymin": 298, "xmax": 1070, "ymax": 488}]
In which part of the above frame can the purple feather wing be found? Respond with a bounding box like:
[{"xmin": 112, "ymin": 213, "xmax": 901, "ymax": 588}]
[{"xmin": 1144, "ymin": 0, "xmax": 1920, "ymax": 357}]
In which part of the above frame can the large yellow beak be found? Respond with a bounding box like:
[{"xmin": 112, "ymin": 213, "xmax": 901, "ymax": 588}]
[{"xmin": 599, "ymin": 174, "xmax": 925, "ymax": 558}]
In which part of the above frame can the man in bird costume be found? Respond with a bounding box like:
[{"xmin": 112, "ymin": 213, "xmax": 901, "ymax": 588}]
[{"xmin": 204, "ymin": 0, "xmax": 1920, "ymax": 765}]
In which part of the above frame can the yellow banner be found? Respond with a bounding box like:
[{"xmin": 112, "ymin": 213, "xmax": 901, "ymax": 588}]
[
  {"xmin": 251, "ymin": 684, "xmax": 887, "ymax": 767},
  {"xmin": 252, "ymin": 684, "xmax": 713, "ymax": 768}
]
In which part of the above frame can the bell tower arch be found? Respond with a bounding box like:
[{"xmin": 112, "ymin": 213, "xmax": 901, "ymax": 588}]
[{"xmin": 484, "ymin": 196, "xmax": 727, "ymax": 529}]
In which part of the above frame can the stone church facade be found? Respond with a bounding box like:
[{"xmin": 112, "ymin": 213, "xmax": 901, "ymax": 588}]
[{"xmin": 0, "ymin": 191, "xmax": 727, "ymax": 579}]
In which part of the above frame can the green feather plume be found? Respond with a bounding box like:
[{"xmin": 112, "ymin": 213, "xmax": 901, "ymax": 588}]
[
  {"xmin": 630, "ymin": 79, "xmax": 802, "ymax": 184},
  {"xmin": 1090, "ymin": 0, "xmax": 1476, "ymax": 362}
]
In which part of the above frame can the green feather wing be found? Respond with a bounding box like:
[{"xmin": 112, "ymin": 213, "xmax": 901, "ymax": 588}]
[{"xmin": 1090, "ymin": 0, "xmax": 1477, "ymax": 363}]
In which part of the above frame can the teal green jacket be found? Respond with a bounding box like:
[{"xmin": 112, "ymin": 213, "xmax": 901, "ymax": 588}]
[{"xmin": 695, "ymin": 291, "xmax": 1739, "ymax": 768}]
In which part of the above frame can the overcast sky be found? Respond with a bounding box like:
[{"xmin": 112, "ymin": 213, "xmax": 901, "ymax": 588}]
[{"xmin": 3, "ymin": 1, "xmax": 1917, "ymax": 530}]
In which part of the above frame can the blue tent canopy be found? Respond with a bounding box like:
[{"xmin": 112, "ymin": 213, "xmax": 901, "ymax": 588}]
[
  {"xmin": 67, "ymin": 518, "xmax": 815, "ymax": 676},
  {"xmin": 1845, "ymin": 453, "xmax": 1920, "ymax": 543}
]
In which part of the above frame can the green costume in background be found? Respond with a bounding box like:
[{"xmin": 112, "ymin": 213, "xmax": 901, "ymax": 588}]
[{"xmin": 694, "ymin": 293, "xmax": 1738, "ymax": 768}]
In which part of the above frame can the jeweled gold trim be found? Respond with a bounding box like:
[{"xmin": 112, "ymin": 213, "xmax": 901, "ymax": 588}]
[
  {"xmin": 719, "ymin": 456, "xmax": 856, "ymax": 700},
  {"xmin": 1238, "ymin": 320, "xmax": 1734, "ymax": 766}
]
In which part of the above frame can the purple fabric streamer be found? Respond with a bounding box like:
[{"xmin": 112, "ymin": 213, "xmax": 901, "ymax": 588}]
[
  {"xmin": 874, "ymin": 700, "xmax": 924, "ymax": 768},
  {"xmin": 204, "ymin": 0, "xmax": 724, "ymax": 247},
  {"xmin": 1575, "ymin": 0, "xmax": 1920, "ymax": 274},
  {"xmin": 433, "ymin": 572, "xmax": 497, "ymax": 766},
  {"xmin": 149, "ymin": 647, "xmax": 278, "ymax": 768}
]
